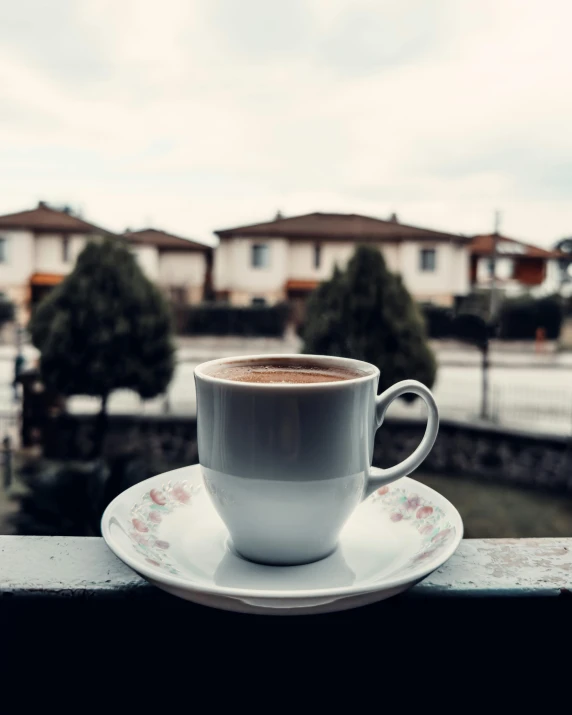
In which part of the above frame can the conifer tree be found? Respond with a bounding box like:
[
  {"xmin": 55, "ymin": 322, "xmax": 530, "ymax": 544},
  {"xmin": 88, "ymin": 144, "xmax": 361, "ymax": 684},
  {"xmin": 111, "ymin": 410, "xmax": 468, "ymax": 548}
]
[
  {"xmin": 30, "ymin": 238, "xmax": 175, "ymax": 455},
  {"xmin": 301, "ymin": 246, "xmax": 436, "ymax": 393}
]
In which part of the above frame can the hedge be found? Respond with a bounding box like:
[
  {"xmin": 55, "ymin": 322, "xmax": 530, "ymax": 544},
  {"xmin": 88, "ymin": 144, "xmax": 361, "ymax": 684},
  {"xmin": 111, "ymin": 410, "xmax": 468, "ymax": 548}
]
[
  {"xmin": 419, "ymin": 304, "xmax": 455, "ymax": 339},
  {"xmin": 0, "ymin": 294, "xmax": 15, "ymax": 325},
  {"xmin": 497, "ymin": 296, "xmax": 563, "ymax": 340},
  {"xmin": 177, "ymin": 303, "xmax": 290, "ymax": 337},
  {"xmin": 421, "ymin": 296, "xmax": 564, "ymax": 341}
]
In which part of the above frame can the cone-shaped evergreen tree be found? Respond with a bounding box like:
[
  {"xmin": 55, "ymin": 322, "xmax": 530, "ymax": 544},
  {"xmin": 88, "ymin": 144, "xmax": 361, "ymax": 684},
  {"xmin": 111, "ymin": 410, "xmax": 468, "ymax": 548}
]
[
  {"xmin": 30, "ymin": 238, "xmax": 175, "ymax": 454},
  {"xmin": 301, "ymin": 246, "xmax": 436, "ymax": 393},
  {"xmin": 299, "ymin": 265, "xmax": 346, "ymax": 355}
]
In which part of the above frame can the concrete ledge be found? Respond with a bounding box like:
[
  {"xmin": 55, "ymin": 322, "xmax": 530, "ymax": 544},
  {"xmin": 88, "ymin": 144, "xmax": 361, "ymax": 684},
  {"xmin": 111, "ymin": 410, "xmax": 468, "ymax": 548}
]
[
  {"xmin": 2, "ymin": 535, "xmax": 571, "ymax": 680},
  {"xmin": 1, "ymin": 536, "xmax": 570, "ymax": 599}
]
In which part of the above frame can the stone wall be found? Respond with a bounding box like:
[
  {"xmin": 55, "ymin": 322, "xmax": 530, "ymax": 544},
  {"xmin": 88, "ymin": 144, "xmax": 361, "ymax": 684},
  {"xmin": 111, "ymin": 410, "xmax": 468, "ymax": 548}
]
[
  {"xmin": 374, "ymin": 418, "xmax": 572, "ymax": 492},
  {"xmin": 43, "ymin": 414, "xmax": 199, "ymax": 467},
  {"xmin": 42, "ymin": 413, "xmax": 572, "ymax": 493}
]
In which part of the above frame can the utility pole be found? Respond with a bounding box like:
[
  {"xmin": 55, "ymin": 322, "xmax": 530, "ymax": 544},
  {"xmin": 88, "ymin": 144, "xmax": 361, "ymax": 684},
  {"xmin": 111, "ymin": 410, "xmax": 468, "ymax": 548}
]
[{"xmin": 489, "ymin": 210, "xmax": 501, "ymax": 319}]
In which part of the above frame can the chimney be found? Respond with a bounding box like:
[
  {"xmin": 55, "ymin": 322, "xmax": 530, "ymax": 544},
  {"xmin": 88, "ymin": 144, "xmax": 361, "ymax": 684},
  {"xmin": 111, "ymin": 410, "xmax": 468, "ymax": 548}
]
[
  {"xmin": 38, "ymin": 201, "xmax": 48, "ymax": 209},
  {"xmin": 275, "ymin": 210, "xmax": 284, "ymax": 220},
  {"xmin": 389, "ymin": 212, "xmax": 398, "ymax": 223}
]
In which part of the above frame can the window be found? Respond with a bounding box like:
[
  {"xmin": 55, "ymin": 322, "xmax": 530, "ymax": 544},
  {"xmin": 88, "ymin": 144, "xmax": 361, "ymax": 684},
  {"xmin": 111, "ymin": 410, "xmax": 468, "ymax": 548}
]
[
  {"xmin": 314, "ymin": 243, "xmax": 322, "ymax": 269},
  {"xmin": 62, "ymin": 236, "xmax": 70, "ymax": 263},
  {"xmin": 419, "ymin": 248, "xmax": 436, "ymax": 272},
  {"xmin": 252, "ymin": 297, "xmax": 266, "ymax": 306},
  {"xmin": 0, "ymin": 238, "xmax": 6, "ymax": 263},
  {"xmin": 251, "ymin": 243, "xmax": 269, "ymax": 268}
]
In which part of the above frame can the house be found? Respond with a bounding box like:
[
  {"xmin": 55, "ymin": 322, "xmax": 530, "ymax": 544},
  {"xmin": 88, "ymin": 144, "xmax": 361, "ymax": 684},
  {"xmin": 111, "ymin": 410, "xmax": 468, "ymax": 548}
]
[
  {"xmin": 124, "ymin": 228, "xmax": 213, "ymax": 305},
  {"xmin": 0, "ymin": 202, "xmax": 212, "ymax": 323},
  {"xmin": 469, "ymin": 233, "xmax": 565, "ymax": 296},
  {"xmin": 0, "ymin": 201, "xmax": 114, "ymax": 322},
  {"xmin": 214, "ymin": 212, "xmax": 471, "ymax": 313}
]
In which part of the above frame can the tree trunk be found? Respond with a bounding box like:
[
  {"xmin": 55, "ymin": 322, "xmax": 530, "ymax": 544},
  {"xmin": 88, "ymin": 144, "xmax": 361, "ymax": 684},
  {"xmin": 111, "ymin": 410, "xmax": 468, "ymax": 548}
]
[{"xmin": 92, "ymin": 393, "xmax": 109, "ymax": 460}]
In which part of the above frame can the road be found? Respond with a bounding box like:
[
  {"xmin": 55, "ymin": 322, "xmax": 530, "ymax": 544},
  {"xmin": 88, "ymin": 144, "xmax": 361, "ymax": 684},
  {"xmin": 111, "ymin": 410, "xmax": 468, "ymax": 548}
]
[
  {"xmin": 1, "ymin": 343, "xmax": 571, "ymax": 435},
  {"xmin": 76, "ymin": 359, "xmax": 572, "ymax": 436}
]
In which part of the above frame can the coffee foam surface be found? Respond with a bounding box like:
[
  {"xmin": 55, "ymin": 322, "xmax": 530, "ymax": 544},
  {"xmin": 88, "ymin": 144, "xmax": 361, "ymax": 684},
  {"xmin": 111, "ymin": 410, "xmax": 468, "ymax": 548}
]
[{"xmin": 208, "ymin": 363, "xmax": 362, "ymax": 384}]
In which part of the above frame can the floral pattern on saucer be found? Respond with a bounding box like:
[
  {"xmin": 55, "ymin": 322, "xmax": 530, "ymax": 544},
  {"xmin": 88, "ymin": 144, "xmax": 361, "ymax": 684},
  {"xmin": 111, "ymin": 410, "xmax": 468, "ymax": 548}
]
[
  {"xmin": 371, "ymin": 485, "xmax": 456, "ymax": 570},
  {"xmin": 127, "ymin": 480, "xmax": 199, "ymax": 574},
  {"xmin": 124, "ymin": 479, "xmax": 456, "ymax": 577}
]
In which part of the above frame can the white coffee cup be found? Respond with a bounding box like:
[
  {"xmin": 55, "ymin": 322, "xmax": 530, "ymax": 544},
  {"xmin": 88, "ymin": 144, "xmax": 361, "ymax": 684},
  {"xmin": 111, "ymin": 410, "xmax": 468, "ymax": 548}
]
[{"xmin": 195, "ymin": 354, "xmax": 439, "ymax": 566}]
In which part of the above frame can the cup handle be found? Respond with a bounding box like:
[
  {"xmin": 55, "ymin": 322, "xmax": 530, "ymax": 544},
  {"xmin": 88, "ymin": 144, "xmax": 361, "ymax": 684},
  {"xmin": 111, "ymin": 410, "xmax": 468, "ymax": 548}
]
[{"xmin": 368, "ymin": 379, "xmax": 439, "ymax": 488}]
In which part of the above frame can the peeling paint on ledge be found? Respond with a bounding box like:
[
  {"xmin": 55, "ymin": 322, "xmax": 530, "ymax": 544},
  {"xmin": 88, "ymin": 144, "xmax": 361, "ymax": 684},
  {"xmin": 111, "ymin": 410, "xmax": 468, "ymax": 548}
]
[
  {"xmin": 0, "ymin": 537, "xmax": 571, "ymax": 598},
  {"xmin": 414, "ymin": 538, "xmax": 572, "ymax": 597}
]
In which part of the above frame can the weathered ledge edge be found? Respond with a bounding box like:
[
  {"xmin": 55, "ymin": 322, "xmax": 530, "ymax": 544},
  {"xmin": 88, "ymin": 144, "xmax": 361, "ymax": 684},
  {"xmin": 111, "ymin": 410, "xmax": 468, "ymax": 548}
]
[{"xmin": 0, "ymin": 537, "xmax": 570, "ymax": 598}]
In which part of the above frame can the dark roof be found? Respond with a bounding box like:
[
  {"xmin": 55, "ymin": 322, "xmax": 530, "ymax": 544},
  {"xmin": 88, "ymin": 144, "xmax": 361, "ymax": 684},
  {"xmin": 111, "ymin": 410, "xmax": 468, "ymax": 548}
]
[
  {"xmin": 124, "ymin": 228, "xmax": 210, "ymax": 252},
  {"xmin": 215, "ymin": 212, "xmax": 469, "ymax": 243},
  {"xmin": 0, "ymin": 202, "xmax": 112, "ymax": 234},
  {"xmin": 470, "ymin": 234, "xmax": 565, "ymax": 259}
]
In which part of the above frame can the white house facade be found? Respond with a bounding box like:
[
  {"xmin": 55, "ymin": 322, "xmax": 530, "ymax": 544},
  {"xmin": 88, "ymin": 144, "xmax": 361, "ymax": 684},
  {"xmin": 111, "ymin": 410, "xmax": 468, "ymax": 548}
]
[
  {"xmin": 214, "ymin": 212, "xmax": 471, "ymax": 309},
  {"xmin": 124, "ymin": 229, "xmax": 212, "ymax": 305},
  {"xmin": 0, "ymin": 203, "xmax": 211, "ymax": 323}
]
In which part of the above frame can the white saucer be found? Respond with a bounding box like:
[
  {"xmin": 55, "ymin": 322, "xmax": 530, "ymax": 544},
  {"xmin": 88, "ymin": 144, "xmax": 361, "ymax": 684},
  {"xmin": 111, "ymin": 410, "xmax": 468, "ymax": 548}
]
[{"xmin": 102, "ymin": 465, "xmax": 463, "ymax": 615}]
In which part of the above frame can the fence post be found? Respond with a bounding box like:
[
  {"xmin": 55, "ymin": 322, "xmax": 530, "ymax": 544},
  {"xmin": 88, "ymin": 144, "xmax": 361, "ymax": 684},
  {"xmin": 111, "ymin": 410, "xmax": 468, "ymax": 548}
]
[
  {"xmin": 3, "ymin": 435, "xmax": 12, "ymax": 489},
  {"xmin": 480, "ymin": 342, "xmax": 489, "ymax": 420},
  {"xmin": 490, "ymin": 385, "xmax": 498, "ymax": 424}
]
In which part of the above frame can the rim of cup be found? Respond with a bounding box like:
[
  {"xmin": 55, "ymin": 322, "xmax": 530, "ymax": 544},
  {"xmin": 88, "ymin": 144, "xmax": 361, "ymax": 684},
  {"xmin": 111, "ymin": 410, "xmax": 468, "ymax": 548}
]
[{"xmin": 194, "ymin": 353, "xmax": 380, "ymax": 389}]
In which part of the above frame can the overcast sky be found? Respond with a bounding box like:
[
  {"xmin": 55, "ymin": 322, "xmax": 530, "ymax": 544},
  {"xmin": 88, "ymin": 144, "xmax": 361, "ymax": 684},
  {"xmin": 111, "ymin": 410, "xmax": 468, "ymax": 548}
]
[{"xmin": 0, "ymin": 0, "xmax": 571, "ymax": 247}]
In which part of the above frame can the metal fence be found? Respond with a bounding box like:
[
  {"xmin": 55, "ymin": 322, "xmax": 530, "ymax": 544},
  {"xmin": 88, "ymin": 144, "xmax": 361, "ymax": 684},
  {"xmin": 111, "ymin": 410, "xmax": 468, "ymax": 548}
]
[
  {"xmin": 387, "ymin": 381, "xmax": 572, "ymax": 436},
  {"xmin": 489, "ymin": 384, "xmax": 572, "ymax": 434}
]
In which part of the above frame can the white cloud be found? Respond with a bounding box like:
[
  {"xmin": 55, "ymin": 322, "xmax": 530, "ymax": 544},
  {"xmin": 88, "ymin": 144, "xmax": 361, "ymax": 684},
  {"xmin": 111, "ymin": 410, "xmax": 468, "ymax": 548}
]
[{"xmin": 0, "ymin": 0, "xmax": 571, "ymax": 245}]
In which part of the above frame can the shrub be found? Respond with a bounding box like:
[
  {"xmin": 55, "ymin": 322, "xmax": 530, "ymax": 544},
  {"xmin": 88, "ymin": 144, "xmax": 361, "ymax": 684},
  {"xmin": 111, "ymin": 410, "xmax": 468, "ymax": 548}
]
[
  {"xmin": 453, "ymin": 313, "xmax": 491, "ymax": 348},
  {"xmin": 420, "ymin": 304, "xmax": 454, "ymax": 339},
  {"xmin": 11, "ymin": 454, "xmax": 153, "ymax": 536},
  {"xmin": 498, "ymin": 296, "xmax": 563, "ymax": 340},
  {"xmin": 181, "ymin": 303, "xmax": 289, "ymax": 337},
  {"xmin": 29, "ymin": 238, "xmax": 175, "ymax": 456},
  {"xmin": 0, "ymin": 293, "xmax": 15, "ymax": 325},
  {"xmin": 301, "ymin": 246, "xmax": 436, "ymax": 393}
]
